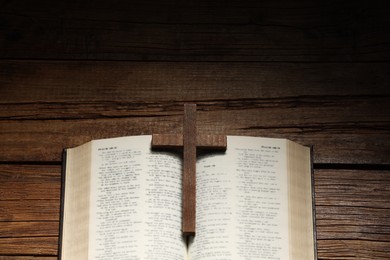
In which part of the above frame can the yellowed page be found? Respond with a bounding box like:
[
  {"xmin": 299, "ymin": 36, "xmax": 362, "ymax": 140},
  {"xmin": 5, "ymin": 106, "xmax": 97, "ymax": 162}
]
[
  {"xmin": 189, "ymin": 136, "xmax": 289, "ymax": 260},
  {"xmin": 62, "ymin": 136, "xmax": 187, "ymax": 260},
  {"xmin": 88, "ymin": 136, "xmax": 187, "ymax": 260},
  {"xmin": 287, "ymin": 141, "xmax": 315, "ymax": 260},
  {"xmin": 61, "ymin": 142, "xmax": 92, "ymax": 259}
]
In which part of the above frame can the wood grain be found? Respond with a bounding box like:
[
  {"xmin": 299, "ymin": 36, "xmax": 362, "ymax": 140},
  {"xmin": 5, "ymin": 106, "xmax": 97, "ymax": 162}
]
[
  {"xmin": 0, "ymin": 0, "xmax": 389, "ymax": 61},
  {"xmin": 317, "ymin": 240, "xmax": 390, "ymax": 259},
  {"xmin": 0, "ymin": 165, "xmax": 60, "ymax": 199},
  {"xmin": 315, "ymin": 169, "xmax": 390, "ymax": 259},
  {"xmin": 0, "ymin": 221, "xmax": 59, "ymax": 238},
  {"xmin": 0, "ymin": 61, "xmax": 388, "ymax": 164},
  {"xmin": 182, "ymin": 104, "xmax": 197, "ymax": 236},
  {"xmin": 1, "ymin": 61, "xmax": 390, "ymax": 105},
  {"xmin": 0, "ymin": 257, "xmax": 56, "ymax": 260},
  {"xmin": 152, "ymin": 134, "xmax": 227, "ymax": 150},
  {"xmin": 1, "ymin": 112, "xmax": 389, "ymax": 164},
  {"xmin": 0, "ymin": 200, "xmax": 59, "ymax": 222},
  {"xmin": 0, "ymin": 237, "xmax": 58, "ymax": 255},
  {"xmin": 0, "ymin": 165, "xmax": 388, "ymax": 258}
]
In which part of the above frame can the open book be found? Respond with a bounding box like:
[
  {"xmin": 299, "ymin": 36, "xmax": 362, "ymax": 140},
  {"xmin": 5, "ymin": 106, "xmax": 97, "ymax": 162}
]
[{"xmin": 60, "ymin": 135, "xmax": 316, "ymax": 260}]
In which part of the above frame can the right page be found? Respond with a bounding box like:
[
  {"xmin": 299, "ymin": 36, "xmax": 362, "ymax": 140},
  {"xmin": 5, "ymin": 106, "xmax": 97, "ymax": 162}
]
[
  {"xmin": 286, "ymin": 140, "xmax": 315, "ymax": 260},
  {"xmin": 189, "ymin": 136, "xmax": 314, "ymax": 260}
]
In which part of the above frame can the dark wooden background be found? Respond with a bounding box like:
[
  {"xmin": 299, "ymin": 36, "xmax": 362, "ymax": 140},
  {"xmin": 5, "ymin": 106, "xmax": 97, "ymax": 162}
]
[{"xmin": 0, "ymin": 0, "xmax": 389, "ymax": 259}]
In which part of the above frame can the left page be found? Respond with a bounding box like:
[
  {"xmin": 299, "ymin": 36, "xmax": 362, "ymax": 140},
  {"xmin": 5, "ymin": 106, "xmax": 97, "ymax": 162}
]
[
  {"xmin": 63, "ymin": 136, "xmax": 187, "ymax": 260},
  {"xmin": 61, "ymin": 141, "xmax": 92, "ymax": 259}
]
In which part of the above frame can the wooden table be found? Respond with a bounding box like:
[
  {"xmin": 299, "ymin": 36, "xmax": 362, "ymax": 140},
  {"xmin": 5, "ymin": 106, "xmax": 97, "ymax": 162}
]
[{"xmin": 0, "ymin": 1, "xmax": 389, "ymax": 259}]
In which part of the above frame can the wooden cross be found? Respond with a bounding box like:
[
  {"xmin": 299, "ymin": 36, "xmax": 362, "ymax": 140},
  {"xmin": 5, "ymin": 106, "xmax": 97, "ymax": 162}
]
[{"xmin": 151, "ymin": 104, "xmax": 227, "ymax": 237}]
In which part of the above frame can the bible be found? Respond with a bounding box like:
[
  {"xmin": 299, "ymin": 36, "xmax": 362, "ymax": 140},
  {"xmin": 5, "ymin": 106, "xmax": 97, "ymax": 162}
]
[{"xmin": 60, "ymin": 135, "xmax": 316, "ymax": 259}]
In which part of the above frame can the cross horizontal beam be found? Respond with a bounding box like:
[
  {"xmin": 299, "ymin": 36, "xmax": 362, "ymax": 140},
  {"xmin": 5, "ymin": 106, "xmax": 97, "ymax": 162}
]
[{"xmin": 152, "ymin": 134, "xmax": 227, "ymax": 150}]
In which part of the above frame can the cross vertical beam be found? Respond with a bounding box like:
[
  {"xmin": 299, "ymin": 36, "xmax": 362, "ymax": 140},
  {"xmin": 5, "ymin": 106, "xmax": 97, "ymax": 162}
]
[
  {"xmin": 182, "ymin": 104, "xmax": 196, "ymax": 236},
  {"xmin": 151, "ymin": 104, "xmax": 227, "ymax": 237}
]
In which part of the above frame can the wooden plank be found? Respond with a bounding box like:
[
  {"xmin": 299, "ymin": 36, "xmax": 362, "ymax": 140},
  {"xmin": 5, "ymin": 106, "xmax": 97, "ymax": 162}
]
[
  {"xmin": 0, "ymin": 165, "xmax": 60, "ymax": 223},
  {"xmin": 0, "ymin": 221, "xmax": 58, "ymax": 238},
  {"xmin": 314, "ymin": 169, "xmax": 390, "ymax": 258},
  {"xmin": 0, "ymin": 0, "xmax": 389, "ymax": 61},
  {"xmin": 0, "ymin": 110, "xmax": 389, "ymax": 163},
  {"xmin": 0, "ymin": 200, "xmax": 59, "ymax": 222},
  {"xmin": 0, "ymin": 165, "xmax": 60, "ymax": 200},
  {"xmin": 0, "ymin": 219, "xmax": 58, "ymax": 256},
  {"xmin": 0, "ymin": 165, "xmax": 60, "ymax": 256},
  {"xmin": 0, "ymin": 61, "xmax": 389, "ymax": 165},
  {"xmin": 0, "ymin": 237, "xmax": 58, "ymax": 255},
  {"xmin": 316, "ymin": 206, "xmax": 389, "ymax": 239},
  {"xmin": 315, "ymin": 169, "xmax": 390, "ymax": 209},
  {"xmin": 317, "ymin": 240, "xmax": 390, "ymax": 259},
  {"xmin": 1, "ymin": 61, "xmax": 389, "ymax": 105}
]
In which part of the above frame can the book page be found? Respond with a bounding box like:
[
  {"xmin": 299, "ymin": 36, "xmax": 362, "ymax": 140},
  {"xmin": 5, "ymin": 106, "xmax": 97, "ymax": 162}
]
[
  {"xmin": 189, "ymin": 136, "xmax": 289, "ymax": 260},
  {"xmin": 287, "ymin": 141, "xmax": 315, "ymax": 260},
  {"xmin": 88, "ymin": 136, "xmax": 187, "ymax": 260},
  {"xmin": 61, "ymin": 142, "xmax": 92, "ymax": 259}
]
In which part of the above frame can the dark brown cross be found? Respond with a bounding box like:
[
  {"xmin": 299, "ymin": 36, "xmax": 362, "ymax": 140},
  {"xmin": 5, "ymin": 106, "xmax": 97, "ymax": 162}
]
[{"xmin": 151, "ymin": 104, "xmax": 227, "ymax": 237}]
